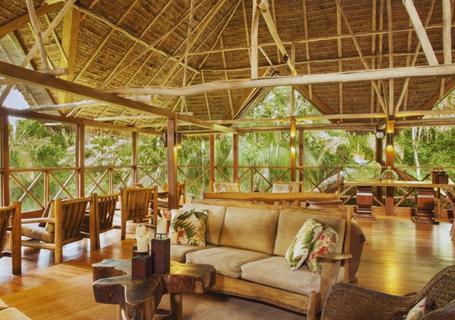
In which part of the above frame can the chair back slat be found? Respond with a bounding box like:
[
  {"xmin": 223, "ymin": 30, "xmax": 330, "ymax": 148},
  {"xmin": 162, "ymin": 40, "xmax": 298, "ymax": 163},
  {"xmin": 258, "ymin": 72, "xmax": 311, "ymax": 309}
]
[
  {"xmin": 58, "ymin": 198, "xmax": 90, "ymax": 241},
  {"xmin": 97, "ymin": 194, "xmax": 118, "ymax": 232},
  {"xmin": 121, "ymin": 187, "xmax": 153, "ymax": 220}
]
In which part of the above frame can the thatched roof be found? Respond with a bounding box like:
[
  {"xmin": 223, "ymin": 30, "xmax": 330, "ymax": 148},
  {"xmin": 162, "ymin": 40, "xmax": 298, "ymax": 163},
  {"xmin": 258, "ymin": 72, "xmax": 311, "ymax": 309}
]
[{"xmin": 0, "ymin": 0, "xmax": 454, "ymax": 130}]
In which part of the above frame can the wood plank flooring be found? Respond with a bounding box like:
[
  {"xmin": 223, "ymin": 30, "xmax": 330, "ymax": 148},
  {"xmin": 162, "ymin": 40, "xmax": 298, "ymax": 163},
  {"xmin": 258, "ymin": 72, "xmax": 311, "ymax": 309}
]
[{"xmin": 0, "ymin": 216, "xmax": 453, "ymax": 319}]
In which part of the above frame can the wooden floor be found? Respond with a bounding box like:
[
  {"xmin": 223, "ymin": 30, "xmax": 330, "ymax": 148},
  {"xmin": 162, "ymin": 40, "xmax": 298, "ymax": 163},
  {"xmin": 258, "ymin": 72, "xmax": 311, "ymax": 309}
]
[{"xmin": 0, "ymin": 216, "xmax": 453, "ymax": 319}]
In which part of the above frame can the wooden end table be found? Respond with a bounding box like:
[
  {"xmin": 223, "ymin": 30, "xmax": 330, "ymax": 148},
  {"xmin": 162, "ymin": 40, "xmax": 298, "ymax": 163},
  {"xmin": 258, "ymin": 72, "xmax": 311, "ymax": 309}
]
[{"xmin": 92, "ymin": 259, "xmax": 216, "ymax": 320}]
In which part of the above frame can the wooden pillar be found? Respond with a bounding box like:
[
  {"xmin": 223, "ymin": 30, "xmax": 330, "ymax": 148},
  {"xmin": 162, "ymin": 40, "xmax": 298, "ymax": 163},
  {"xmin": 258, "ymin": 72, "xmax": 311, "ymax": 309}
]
[
  {"xmin": 76, "ymin": 124, "xmax": 85, "ymax": 197},
  {"xmin": 167, "ymin": 117, "xmax": 179, "ymax": 209},
  {"xmin": 209, "ymin": 135, "xmax": 215, "ymax": 191},
  {"xmin": 132, "ymin": 131, "xmax": 138, "ymax": 185},
  {"xmin": 290, "ymin": 117, "xmax": 297, "ymax": 181},
  {"xmin": 385, "ymin": 119, "xmax": 395, "ymax": 215},
  {"xmin": 298, "ymin": 128, "xmax": 304, "ymax": 183},
  {"xmin": 375, "ymin": 129, "xmax": 384, "ymax": 203},
  {"xmin": 233, "ymin": 133, "xmax": 239, "ymax": 182},
  {"xmin": 1, "ymin": 114, "xmax": 9, "ymax": 206}
]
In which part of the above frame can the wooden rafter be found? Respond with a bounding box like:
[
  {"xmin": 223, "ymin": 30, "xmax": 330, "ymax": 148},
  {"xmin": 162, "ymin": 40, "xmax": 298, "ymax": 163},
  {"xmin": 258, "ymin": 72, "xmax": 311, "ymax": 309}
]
[
  {"xmin": 442, "ymin": 0, "xmax": 452, "ymax": 64},
  {"xmin": 250, "ymin": 0, "xmax": 260, "ymax": 79},
  {"xmin": 402, "ymin": 0, "xmax": 439, "ymax": 66},
  {"xmin": 0, "ymin": 60, "xmax": 234, "ymax": 133},
  {"xmin": 220, "ymin": 38, "xmax": 235, "ymax": 117},
  {"xmin": 25, "ymin": 0, "xmax": 49, "ymax": 71}
]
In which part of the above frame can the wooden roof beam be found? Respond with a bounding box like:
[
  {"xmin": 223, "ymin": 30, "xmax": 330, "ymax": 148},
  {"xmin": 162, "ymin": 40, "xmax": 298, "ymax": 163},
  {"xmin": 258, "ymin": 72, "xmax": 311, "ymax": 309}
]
[
  {"xmin": 258, "ymin": 0, "xmax": 297, "ymax": 75},
  {"xmin": 0, "ymin": 2, "xmax": 63, "ymax": 38},
  {"xmin": 442, "ymin": 0, "xmax": 452, "ymax": 64},
  {"xmin": 402, "ymin": 0, "xmax": 439, "ymax": 65},
  {"xmin": 0, "ymin": 60, "xmax": 234, "ymax": 133},
  {"xmin": 105, "ymin": 64, "xmax": 455, "ymax": 97},
  {"xmin": 25, "ymin": 0, "xmax": 50, "ymax": 71}
]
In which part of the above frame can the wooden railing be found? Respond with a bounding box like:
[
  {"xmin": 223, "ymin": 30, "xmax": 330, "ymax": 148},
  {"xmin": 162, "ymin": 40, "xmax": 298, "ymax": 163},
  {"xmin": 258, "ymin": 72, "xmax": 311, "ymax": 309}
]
[{"xmin": 5, "ymin": 164, "xmax": 455, "ymax": 213}]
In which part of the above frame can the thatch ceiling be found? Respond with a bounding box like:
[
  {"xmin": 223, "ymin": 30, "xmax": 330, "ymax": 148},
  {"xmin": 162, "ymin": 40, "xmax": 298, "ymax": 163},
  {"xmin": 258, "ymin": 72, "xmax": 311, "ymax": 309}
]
[{"xmin": 0, "ymin": 0, "xmax": 454, "ymax": 129}]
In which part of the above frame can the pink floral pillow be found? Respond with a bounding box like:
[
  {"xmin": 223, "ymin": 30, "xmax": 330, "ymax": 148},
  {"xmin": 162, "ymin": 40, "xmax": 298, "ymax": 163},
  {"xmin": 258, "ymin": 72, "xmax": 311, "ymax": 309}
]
[
  {"xmin": 306, "ymin": 225, "xmax": 338, "ymax": 273},
  {"xmin": 404, "ymin": 298, "xmax": 427, "ymax": 320}
]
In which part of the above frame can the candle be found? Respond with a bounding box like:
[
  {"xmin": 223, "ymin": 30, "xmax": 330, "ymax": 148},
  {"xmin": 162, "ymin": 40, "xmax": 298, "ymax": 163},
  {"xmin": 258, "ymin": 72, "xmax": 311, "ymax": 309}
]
[
  {"xmin": 135, "ymin": 225, "xmax": 148, "ymax": 253},
  {"xmin": 156, "ymin": 218, "xmax": 167, "ymax": 235}
]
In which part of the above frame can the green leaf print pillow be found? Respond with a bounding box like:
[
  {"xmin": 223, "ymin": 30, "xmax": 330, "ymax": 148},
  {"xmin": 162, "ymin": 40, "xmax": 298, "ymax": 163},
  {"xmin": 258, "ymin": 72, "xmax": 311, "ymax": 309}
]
[
  {"xmin": 170, "ymin": 209, "xmax": 208, "ymax": 246},
  {"xmin": 285, "ymin": 218, "xmax": 323, "ymax": 271}
]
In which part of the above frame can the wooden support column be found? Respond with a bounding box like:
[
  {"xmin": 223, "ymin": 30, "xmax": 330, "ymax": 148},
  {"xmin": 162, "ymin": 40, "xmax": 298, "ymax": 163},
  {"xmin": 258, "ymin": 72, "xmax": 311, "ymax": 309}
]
[
  {"xmin": 132, "ymin": 131, "xmax": 138, "ymax": 185},
  {"xmin": 167, "ymin": 117, "xmax": 179, "ymax": 209},
  {"xmin": 233, "ymin": 133, "xmax": 239, "ymax": 181},
  {"xmin": 290, "ymin": 117, "xmax": 297, "ymax": 181},
  {"xmin": 209, "ymin": 135, "xmax": 215, "ymax": 191},
  {"xmin": 59, "ymin": 7, "xmax": 81, "ymax": 104},
  {"xmin": 298, "ymin": 128, "xmax": 304, "ymax": 183},
  {"xmin": 375, "ymin": 129, "xmax": 384, "ymax": 203},
  {"xmin": 1, "ymin": 115, "xmax": 9, "ymax": 206},
  {"xmin": 76, "ymin": 124, "xmax": 85, "ymax": 197},
  {"xmin": 385, "ymin": 119, "xmax": 395, "ymax": 215}
]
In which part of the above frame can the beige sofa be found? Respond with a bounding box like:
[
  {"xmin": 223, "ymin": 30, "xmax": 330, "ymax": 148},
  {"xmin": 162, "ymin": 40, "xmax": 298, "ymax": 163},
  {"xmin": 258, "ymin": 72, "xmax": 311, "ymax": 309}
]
[
  {"xmin": 171, "ymin": 200, "xmax": 365, "ymax": 319},
  {"xmin": 0, "ymin": 299, "xmax": 30, "ymax": 320}
]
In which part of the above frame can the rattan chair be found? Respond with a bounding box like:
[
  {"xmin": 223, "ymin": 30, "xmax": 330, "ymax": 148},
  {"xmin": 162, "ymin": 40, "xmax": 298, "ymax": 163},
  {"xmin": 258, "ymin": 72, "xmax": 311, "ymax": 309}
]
[
  {"xmin": 321, "ymin": 265, "xmax": 455, "ymax": 320},
  {"xmin": 82, "ymin": 193, "xmax": 118, "ymax": 251},
  {"xmin": 21, "ymin": 197, "xmax": 90, "ymax": 264},
  {"xmin": 120, "ymin": 187, "xmax": 153, "ymax": 240},
  {"xmin": 0, "ymin": 202, "xmax": 21, "ymax": 275}
]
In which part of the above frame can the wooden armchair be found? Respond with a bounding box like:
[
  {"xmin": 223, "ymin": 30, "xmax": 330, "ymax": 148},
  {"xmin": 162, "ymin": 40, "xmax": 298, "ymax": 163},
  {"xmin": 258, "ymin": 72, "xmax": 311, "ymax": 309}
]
[
  {"xmin": 21, "ymin": 197, "xmax": 90, "ymax": 264},
  {"xmin": 321, "ymin": 265, "xmax": 455, "ymax": 320},
  {"xmin": 0, "ymin": 202, "xmax": 21, "ymax": 275},
  {"xmin": 84, "ymin": 193, "xmax": 118, "ymax": 252},
  {"xmin": 120, "ymin": 187, "xmax": 153, "ymax": 240}
]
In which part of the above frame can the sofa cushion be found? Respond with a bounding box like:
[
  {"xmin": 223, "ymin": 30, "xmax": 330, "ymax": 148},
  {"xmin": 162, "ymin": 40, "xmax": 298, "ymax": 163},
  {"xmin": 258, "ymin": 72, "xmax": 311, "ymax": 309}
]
[
  {"xmin": 22, "ymin": 224, "xmax": 54, "ymax": 243},
  {"xmin": 171, "ymin": 244, "xmax": 212, "ymax": 262},
  {"xmin": 169, "ymin": 209, "xmax": 208, "ymax": 246},
  {"xmin": 0, "ymin": 308, "xmax": 31, "ymax": 320},
  {"xmin": 241, "ymin": 256, "xmax": 321, "ymax": 296},
  {"xmin": 186, "ymin": 247, "xmax": 270, "ymax": 278},
  {"xmin": 183, "ymin": 203, "xmax": 226, "ymax": 245},
  {"xmin": 306, "ymin": 225, "xmax": 339, "ymax": 273},
  {"xmin": 220, "ymin": 207, "xmax": 279, "ymax": 254},
  {"xmin": 274, "ymin": 208, "xmax": 345, "ymax": 256},
  {"xmin": 285, "ymin": 218, "xmax": 323, "ymax": 271}
]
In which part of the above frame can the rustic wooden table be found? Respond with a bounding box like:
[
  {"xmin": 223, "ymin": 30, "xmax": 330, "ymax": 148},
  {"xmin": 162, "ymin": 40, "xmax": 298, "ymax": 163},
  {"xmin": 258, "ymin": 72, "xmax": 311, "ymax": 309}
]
[{"xmin": 92, "ymin": 259, "xmax": 216, "ymax": 320}]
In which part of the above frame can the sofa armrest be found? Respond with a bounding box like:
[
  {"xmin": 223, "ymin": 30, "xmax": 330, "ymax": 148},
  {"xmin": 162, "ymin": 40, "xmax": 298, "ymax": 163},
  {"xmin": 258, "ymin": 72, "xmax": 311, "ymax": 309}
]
[
  {"xmin": 21, "ymin": 218, "xmax": 55, "ymax": 224},
  {"xmin": 318, "ymin": 253, "xmax": 352, "ymax": 263},
  {"xmin": 321, "ymin": 283, "xmax": 416, "ymax": 320}
]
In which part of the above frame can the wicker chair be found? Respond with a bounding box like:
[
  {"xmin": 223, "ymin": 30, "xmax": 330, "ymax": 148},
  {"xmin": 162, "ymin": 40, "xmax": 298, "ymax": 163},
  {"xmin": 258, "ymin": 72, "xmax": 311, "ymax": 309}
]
[
  {"xmin": 0, "ymin": 202, "xmax": 21, "ymax": 275},
  {"xmin": 321, "ymin": 265, "xmax": 455, "ymax": 320}
]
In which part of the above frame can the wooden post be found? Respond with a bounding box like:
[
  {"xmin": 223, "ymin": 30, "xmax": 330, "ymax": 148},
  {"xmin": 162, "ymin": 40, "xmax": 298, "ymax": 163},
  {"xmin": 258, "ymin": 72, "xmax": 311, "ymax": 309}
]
[
  {"xmin": 132, "ymin": 131, "xmax": 138, "ymax": 185},
  {"xmin": 298, "ymin": 128, "xmax": 304, "ymax": 183},
  {"xmin": 1, "ymin": 115, "xmax": 9, "ymax": 206},
  {"xmin": 233, "ymin": 133, "xmax": 239, "ymax": 181},
  {"xmin": 76, "ymin": 124, "xmax": 85, "ymax": 197},
  {"xmin": 209, "ymin": 135, "xmax": 215, "ymax": 191},
  {"xmin": 385, "ymin": 119, "xmax": 395, "ymax": 215},
  {"xmin": 375, "ymin": 129, "xmax": 384, "ymax": 203},
  {"xmin": 167, "ymin": 116, "xmax": 179, "ymax": 209},
  {"xmin": 44, "ymin": 170, "xmax": 50, "ymax": 205},
  {"xmin": 290, "ymin": 117, "xmax": 297, "ymax": 181}
]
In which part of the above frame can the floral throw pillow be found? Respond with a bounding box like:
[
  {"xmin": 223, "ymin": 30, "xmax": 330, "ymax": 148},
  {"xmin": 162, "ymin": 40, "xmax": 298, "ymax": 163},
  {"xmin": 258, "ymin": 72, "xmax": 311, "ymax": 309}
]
[
  {"xmin": 405, "ymin": 297, "xmax": 427, "ymax": 320},
  {"xmin": 285, "ymin": 218, "xmax": 323, "ymax": 271},
  {"xmin": 306, "ymin": 226, "xmax": 338, "ymax": 273},
  {"xmin": 170, "ymin": 209, "xmax": 208, "ymax": 246}
]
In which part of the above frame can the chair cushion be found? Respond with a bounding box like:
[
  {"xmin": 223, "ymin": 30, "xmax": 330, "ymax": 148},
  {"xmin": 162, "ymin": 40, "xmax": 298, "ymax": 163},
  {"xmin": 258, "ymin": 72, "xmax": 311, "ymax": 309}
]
[
  {"xmin": 241, "ymin": 256, "xmax": 321, "ymax": 296},
  {"xmin": 272, "ymin": 183, "xmax": 290, "ymax": 193},
  {"xmin": 0, "ymin": 308, "xmax": 31, "ymax": 320},
  {"xmin": 171, "ymin": 244, "xmax": 212, "ymax": 262},
  {"xmin": 183, "ymin": 203, "xmax": 226, "ymax": 245},
  {"xmin": 169, "ymin": 209, "xmax": 208, "ymax": 246},
  {"xmin": 220, "ymin": 207, "xmax": 279, "ymax": 254},
  {"xmin": 22, "ymin": 224, "xmax": 54, "ymax": 243},
  {"xmin": 0, "ymin": 299, "xmax": 7, "ymax": 311},
  {"xmin": 285, "ymin": 218, "xmax": 323, "ymax": 270},
  {"xmin": 186, "ymin": 247, "xmax": 270, "ymax": 278},
  {"xmin": 274, "ymin": 208, "xmax": 346, "ymax": 256}
]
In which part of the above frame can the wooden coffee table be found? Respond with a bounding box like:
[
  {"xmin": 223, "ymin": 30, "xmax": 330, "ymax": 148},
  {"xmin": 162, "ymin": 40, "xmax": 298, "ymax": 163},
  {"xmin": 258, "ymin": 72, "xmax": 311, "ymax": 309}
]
[{"xmin": 92, "ymin": 259, "xmax": 216, "ymax": 320}]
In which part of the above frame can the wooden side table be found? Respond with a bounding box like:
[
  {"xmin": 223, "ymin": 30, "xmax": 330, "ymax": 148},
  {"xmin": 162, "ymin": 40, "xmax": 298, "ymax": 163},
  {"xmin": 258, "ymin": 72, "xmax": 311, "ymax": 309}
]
[{"xmin": 92, "ymin": 259, "xmax": 216, "ymax": 320}]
